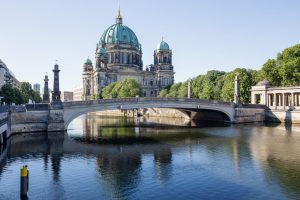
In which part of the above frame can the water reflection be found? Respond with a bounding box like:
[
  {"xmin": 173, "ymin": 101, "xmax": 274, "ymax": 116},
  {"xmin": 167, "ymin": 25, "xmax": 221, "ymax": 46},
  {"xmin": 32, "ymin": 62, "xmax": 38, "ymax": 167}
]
[
  {"xmin": 96, "ymin": 152, "xmax": 141, "ymax": 199},
  {"xmin": 0, "ymin": 114, "xmax": 300, "ymax": 199},
  {"xmin": 154, "ymin": 148, "xmax": 172, "ymax": 183},
  {"xmin": 248, "ymin": 125, "xmax": 300, "ymax": 199}
]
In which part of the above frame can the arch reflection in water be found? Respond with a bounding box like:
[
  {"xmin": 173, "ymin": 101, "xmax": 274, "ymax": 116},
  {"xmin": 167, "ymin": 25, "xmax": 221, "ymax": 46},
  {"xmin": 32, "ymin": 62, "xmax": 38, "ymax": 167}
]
[{"xmin": 1, "ymin": 115, "xmax": 300, "ymax": 199}]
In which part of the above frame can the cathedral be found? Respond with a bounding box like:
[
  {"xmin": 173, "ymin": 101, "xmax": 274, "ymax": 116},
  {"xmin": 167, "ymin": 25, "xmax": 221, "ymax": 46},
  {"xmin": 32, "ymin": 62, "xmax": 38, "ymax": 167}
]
[{"xmin": 82, "ymin": 9, "xmax": 175, "ymax": 99}]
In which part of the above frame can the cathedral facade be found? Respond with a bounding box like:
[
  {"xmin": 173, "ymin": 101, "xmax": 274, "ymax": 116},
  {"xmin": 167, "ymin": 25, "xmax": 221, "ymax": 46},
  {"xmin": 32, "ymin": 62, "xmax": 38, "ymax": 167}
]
[{"xmin": 82, "ymin": 9, "xmax": 174, "ymax": 100}]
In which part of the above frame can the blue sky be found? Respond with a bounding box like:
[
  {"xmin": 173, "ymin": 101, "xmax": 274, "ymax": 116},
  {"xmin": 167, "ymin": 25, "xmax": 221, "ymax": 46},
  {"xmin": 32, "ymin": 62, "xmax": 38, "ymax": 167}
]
[{"xmin": 1, "ymin": 0, "xmax": 300, "ymax": 91}]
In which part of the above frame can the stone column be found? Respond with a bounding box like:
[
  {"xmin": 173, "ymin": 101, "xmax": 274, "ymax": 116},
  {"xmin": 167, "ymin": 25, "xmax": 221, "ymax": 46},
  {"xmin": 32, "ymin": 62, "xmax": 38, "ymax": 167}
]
[
  {"xmin": 274, "ymin": 93, "xmax": 277, "ymax": 110},
  {"xmin": 48, "ymin": 63, "xmax": 65, "ymax": 132},
  {"xmin": 42, "ymin": 74, "xmax": 50, "ymax": 103},
  {"xmin": 283, "ymin": 93, "xmax": 286, "ymax": 110},
  {"xmin": 52, "ymin": 64, "xmax": 62, "ymax": 104},
  {"xmin": 292, "ymin": 92, "xmax": 295, "ymax": 107},
  {"xmin": 234, "ymin": 74, "xmax": 241, "ymax": 104},
  {"xmin": 251, "ymin": 93, "xmax": 256, "ymax": 104}
]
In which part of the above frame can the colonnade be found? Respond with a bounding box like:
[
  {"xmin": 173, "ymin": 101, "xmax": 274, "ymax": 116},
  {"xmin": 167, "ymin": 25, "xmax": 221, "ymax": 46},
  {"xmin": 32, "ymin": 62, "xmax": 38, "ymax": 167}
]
[{"xmin": 267, "ymin": 92, "xmax": 300, "ymax": 110}]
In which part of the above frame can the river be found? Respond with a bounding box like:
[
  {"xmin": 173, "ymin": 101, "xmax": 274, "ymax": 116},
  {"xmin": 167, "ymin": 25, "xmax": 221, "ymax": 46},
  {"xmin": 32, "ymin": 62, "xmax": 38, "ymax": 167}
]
[{"xmin": 0, "ymin": 113, "xmax": 300, "ymax": 199}]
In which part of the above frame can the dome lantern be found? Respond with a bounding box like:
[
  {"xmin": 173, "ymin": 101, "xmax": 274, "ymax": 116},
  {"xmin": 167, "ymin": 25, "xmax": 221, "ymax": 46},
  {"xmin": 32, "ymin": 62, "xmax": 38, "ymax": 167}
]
[
  {"xmin": 116, "ymin": 7, "xmax": 123, "ymax": 24},
  {"xmin": 157, "ymin": 37, "xmax": 170, "ymax": 51}
]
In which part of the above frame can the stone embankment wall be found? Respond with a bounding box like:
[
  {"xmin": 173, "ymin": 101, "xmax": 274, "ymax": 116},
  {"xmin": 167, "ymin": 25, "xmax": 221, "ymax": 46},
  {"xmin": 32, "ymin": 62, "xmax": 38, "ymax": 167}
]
[
  {"xmin": 234, "ymin": 108, "xmax": 265, "ymax": 123},
  {"xmin": 0, "ymin": 111, "xmax": 8, "ymax": 164},
  {"xmin": 0, "ymin": 112, "xmax": 8, "ymax": 147},
  {"xmin": 265, "ymin": 110, "xmax": 300, "ymax": 123},
  {"xmin": 92, "ymin": 109, "xmax": 136, "ymax": 117},
  {"xmin": 143, "ymin": 108, "xmax": 189, "ymax": 119},
  {"xmin": 10, "ymin": 110, "xmax": 49, "ymax": 133},
  {"xmin": 92, "ymin": 108, "xmax": 190, "ymax": 119}
]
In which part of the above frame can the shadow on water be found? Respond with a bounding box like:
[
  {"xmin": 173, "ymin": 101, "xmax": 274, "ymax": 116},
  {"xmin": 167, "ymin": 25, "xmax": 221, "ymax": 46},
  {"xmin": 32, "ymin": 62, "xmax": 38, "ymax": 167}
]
[{"xmin": 68, "ymin": 114, "xmax": 231, "ymax": 145}]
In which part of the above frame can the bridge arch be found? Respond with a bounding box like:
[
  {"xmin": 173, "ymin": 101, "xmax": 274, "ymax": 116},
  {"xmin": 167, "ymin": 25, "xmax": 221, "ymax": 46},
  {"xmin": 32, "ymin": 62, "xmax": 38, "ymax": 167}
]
[{"xmin": 63, "ymin": 98, "xmax": 235, "ymax": 129}]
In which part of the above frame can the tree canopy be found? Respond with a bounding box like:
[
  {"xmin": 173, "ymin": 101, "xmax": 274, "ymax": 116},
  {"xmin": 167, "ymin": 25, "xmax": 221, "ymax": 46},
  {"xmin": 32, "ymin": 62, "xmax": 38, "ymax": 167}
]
[
  {"xmin": 159, "ymin": 44, "xmax": 300, "ymax": 103},
  {"xmin": 0, "ymin": 82, "xmax": 42, "ymax": 105},
  {"xmin": 101, "ymin": 79, "xmax": 141, "ymax": 99}
]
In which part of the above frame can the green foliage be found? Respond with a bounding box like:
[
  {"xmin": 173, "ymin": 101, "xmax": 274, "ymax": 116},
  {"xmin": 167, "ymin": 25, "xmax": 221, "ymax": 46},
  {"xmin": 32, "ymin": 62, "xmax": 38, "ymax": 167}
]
[
  {"xmin": 259, "ymin": 59, "xmax": 281, "ymax": 86},
  {"xmin": 192, "ymin": 70, "xmax": 225, "ymax": 100},
  {"xmin": 159, "ymin": 44, "xmax": 300, "ymax": 103},
  {"xmin": 91, "ymin": 93, "xmax": 101, "ymax": 100},
  {"xmin": 20, "ymin": 82, "xmax": 32, "ymax": 102},
  {"xmin": 0, "ymin": 82, "xmax": 42, "ymax": 104},
  {"xmin": 102, "ymin": 79, "xmax": 141, "ymax": 99},
  {"xmin": 167, "ymin": 83, "xmax": 182, "ymax": 97},
  {"xmin": 259, "ymin": 44, "xmax": 300, "ymax": 86},
  {"xmin": 0, "ymin": 84, "xmax": 15, "ymax": 104},
  {"xmin": 158, "ymin": 88, "xmax": 169, "ymax": 97},
  {"xmin": 221, "ymin": 68, "xmax": 257, "ymax": 103},
  {"xmin": 13, "ymin": 87, "xmax": 26, "ymax": 104},
  {"xmin": 32, "ymin": 91, "xmax": 42, "ymax": 103},
  {"xmin": 118, "ymin": 79, "xmax": 141, "ymax": 98},
  {"xmin": 102, "ymin": 82, "xmax": 118, "ymax": 98},
  {"xmin": 177, "ymin": 81, "xmax": 188, "ymax": 98},
  {"xmin": 220, "ymin": 72, "xmax": 235, "ymax": 102}
]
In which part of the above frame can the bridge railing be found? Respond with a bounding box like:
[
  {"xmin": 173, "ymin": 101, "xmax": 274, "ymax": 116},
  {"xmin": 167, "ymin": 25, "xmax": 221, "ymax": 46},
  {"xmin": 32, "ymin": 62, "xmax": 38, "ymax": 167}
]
[
  {"xmin": 240, "ymin": 104, "xmax": 268, "ymax": 109},
  {"xmin": 63, "ymin": 97, "xmax": 234, "ymax": 107}
]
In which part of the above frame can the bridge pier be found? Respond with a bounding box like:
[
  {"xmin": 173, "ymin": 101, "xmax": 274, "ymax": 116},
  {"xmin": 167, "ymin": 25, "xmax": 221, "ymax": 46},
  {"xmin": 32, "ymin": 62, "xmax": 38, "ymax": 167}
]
[
  {"xmin": 48, "ymin": 63, "xmax": 66, "ymax": 132},
  {"xmin": 48, "ymin": 109, "xmax": 66, "ymax": 132}
]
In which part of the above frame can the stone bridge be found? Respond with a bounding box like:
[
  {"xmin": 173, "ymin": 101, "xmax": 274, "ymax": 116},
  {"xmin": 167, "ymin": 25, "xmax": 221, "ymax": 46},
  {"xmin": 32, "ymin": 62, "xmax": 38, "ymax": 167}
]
[
  {"xmin": 8, "ymin": 97, "xmax": 266, "ymax": 134},
  {"xmin": 62, "ymin": 98, "xmax": 236, "ymax": 127}
]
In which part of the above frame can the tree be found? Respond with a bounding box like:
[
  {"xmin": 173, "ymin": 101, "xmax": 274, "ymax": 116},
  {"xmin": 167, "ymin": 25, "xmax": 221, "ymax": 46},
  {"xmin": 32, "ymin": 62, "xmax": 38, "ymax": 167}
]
[
  {"xmin": 278, "ymin": 44, "xmax": 300, "ymax": 86},
  {"xmin": 160, "ymin": 44, "xmax": 300, "ymax": 103},
  {"xmin": 158, "ymin": 88, "xmax": 169, "ymax": 97},
  {"xmin": 221, "ymin": 68, "xmax": 255, "ymax": 103},
  {"xmin": 118, "ymin": 79, "xmax": 141, "ymax": 98},
  {"xmin": 166, "ymin": 83, "xmax": 181, "ymax": 97},
  {"xmin": 19, "ymin": 82, "xmax": 33, "ymax": 103},
  {"xmin": 0, "ymin": 84, "xmax": 26, "ymax": 105},
  {"xmin": 102, "ymin": 82, "xmax": 118, "ymax": 99},
  {"xmin": 13, "ymin": 87, "xmax": 25, "ymax": 104},
  {"xmin": 91, "ymin": 93, "xmax": 102, "ymax": 100},
  {"xmin": 258, "ymin": 44, "xmax": 300, "ymax": 87},
  {"xmin": 32, "ymin": 91, "xmax": 42, "ymax": 103},
  {"xmin": 177, "ymin": 81, "xmax": 188, "ymax": 98},
  {"xmin": 199, "ymin": 79, "xmax": 214, "ymax": 99},
  {"xmin": 191, "ymin": 70, "xmax": 225, "ymax": 100},
  {"xmin": 259, "ymin": 59, "xmax": 281, "ymax": 86},
  {"xmin": 0, "ymin": 84, "xmax": 15, "ymax": 104},
  {"xmin": 102, "ymin": 79, "xmax": 141, "ymax": 99},
  {"xmin": 221, "ymin": 71, "xmax": 235, "ymax": 102}
]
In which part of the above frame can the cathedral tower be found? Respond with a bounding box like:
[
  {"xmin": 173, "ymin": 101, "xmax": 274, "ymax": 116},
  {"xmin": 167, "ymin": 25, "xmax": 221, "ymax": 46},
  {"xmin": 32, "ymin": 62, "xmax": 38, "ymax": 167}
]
[
  {"xmin": 154, "ymin": 38, "xmax": 175, "ymax": 90},
  {"xmin": 82, "ymin": 58, "xmax": 94, "ymax": 100}
]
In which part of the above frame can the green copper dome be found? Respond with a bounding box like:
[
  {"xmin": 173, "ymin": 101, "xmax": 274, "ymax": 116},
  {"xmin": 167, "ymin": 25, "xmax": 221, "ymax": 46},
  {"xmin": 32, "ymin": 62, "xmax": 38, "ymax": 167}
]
[
  {"xmin": 99, "ymin": 12, "xmax": 140, "ymax": 49},
  {"xmin": 85, "ymin": 58, "xmax": 92, "ymax": 64},
  {"xmin": 157, "ymin": 40, "xmax": 170, "ymax": 51}
]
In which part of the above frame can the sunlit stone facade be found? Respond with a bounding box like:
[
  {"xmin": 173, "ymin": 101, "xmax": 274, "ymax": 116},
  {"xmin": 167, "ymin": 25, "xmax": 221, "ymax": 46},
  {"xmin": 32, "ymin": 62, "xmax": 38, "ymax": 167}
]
[
  {"xmin": 251, "ymin": 80, "xmax": 300, "ymax": 110},
  {"xmin": 82, "ymin": 9, "xmax": 174, "ymax": 100}
]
